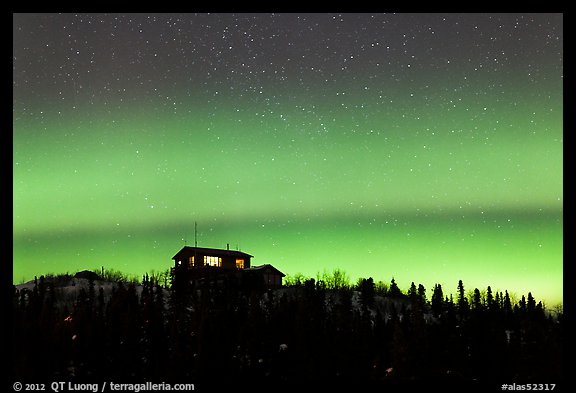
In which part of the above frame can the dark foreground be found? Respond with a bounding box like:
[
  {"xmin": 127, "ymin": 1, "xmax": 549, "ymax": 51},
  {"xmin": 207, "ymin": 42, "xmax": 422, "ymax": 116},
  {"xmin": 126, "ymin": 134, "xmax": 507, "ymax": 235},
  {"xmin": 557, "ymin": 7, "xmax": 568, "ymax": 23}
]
[{"xmin": 12, "ymin": 273, "xmax": 563, "ymax": 391}]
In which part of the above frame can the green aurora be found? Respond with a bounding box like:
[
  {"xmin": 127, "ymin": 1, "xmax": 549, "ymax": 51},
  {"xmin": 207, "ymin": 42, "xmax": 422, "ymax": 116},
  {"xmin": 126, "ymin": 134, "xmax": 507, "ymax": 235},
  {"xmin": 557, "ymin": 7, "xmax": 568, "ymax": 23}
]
[
  {"xmin": 13, "ymin": 13, "xmax": 563, "ymax": 306},
  {"xmin": 13, "ymin": 87, "xmax": 563, "ymax": 305}
]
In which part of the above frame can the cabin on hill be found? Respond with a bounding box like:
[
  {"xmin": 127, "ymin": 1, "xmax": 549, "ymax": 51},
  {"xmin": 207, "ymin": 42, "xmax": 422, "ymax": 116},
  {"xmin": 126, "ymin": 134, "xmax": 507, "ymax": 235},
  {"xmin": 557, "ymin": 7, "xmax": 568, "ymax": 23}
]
[{"xmin": 171, "ymin": 245, "xmax": 285, "ymax": 289}]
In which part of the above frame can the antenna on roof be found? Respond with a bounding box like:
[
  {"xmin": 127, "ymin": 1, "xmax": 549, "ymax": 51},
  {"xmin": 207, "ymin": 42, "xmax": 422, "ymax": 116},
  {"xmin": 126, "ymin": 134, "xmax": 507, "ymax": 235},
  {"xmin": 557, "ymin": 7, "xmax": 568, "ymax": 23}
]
[{"xmin": 194, "ymin": 221, "xmax": 198, "ymax": 247}]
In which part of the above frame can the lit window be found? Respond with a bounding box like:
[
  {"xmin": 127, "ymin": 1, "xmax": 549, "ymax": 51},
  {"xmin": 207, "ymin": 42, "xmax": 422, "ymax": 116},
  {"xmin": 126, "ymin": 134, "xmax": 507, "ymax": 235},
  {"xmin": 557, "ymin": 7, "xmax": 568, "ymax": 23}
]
[
  {"xmin": 189, "ymin": 256, "xmax": 194, "ymax": 266},
  {"xmin": 236, "ymin": 259, "xmax": 244, "ymax": 269},
  {"xmin": 204, "ymin": 256, "xmax": 222, "ymax": 267}
]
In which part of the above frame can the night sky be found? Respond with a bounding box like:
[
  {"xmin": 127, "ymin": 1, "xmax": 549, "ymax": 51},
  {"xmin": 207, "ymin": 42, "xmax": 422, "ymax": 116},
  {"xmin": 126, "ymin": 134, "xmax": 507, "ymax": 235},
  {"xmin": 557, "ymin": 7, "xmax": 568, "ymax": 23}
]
[{"xmin": 13, "ymin": 13, "xmax": 563, "ymax": 305}]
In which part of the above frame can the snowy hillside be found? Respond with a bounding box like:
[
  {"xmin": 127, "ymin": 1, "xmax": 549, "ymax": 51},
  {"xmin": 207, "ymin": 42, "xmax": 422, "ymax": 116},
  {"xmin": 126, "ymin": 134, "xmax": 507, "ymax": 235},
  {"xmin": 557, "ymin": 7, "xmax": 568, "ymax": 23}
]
[{"xmin": 14, "ymin": 272, "xmax": 169, "ymax": 310}]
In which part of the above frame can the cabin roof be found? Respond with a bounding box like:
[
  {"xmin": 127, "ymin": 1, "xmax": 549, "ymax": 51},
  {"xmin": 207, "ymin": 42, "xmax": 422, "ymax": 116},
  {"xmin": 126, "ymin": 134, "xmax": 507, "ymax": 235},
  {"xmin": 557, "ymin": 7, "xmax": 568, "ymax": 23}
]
[
  {"xmin": 172, "ymin": 246, "xmax": 253, "ymax": 260},
  {"xmin": 246, "ymin": 264, "xmax": 286, "ymax": 277}
]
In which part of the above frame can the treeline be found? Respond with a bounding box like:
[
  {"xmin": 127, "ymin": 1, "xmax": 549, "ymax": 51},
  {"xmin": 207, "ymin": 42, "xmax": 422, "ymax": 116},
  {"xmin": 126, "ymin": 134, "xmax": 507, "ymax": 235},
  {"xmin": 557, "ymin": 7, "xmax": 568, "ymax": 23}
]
[
  {"xmin": 18, "ymin": 267, "xmax": 170, "ymax": 287},
  {"xmin": 285, "ymin": 268, "xmax": 563, "ymax": 318},
  {"xmin": 12, "ymin": 270, "xmax": 562, "ymax": 389}
]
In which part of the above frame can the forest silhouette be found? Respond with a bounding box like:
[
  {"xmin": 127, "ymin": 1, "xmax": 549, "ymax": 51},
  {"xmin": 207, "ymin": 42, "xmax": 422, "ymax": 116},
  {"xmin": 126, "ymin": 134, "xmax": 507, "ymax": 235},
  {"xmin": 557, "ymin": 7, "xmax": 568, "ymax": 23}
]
[{"xmin": 12, "ymin": 268, "xmax": 563, "ymax": 391}]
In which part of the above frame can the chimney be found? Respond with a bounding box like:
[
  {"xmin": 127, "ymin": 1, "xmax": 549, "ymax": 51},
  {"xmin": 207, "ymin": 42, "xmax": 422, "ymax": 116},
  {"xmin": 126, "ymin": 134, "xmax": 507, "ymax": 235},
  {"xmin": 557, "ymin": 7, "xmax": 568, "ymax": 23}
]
[{"xmin": 227, "ymin": 243, "xmax": 229, "ymax": 250}]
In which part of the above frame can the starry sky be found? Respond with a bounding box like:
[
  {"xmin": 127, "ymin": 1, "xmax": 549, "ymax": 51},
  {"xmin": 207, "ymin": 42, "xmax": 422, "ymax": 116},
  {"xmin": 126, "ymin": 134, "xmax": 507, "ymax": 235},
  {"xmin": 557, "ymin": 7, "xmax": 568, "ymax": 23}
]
[{"xmin": 13, "ymin": 13, "xmax": 563, "ymax": 305}]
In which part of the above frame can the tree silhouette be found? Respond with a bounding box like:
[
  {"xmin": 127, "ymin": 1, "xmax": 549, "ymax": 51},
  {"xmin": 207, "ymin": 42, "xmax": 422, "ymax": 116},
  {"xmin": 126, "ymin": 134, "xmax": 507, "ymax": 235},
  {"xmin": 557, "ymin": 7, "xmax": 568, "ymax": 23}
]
[
  {"xmin": 407, "ymin": 282, "xmax": 417, "ymax": 301},
  {"xmin": 417, "ymin": 283, "xmax": 426, "ymax": 305},
  {"xmin": 388, "ymin": 277, "xmax": 403, "ymax": 298},
  {"xmin": 486, "ymin": 286, "xmax": 494, "ymax": 312},
  {"xmin": 358, "ymin": 277, "xmax": 375, "ymax": 308},
  {"xmin": 457, "ymin": 279, "xmax": 469, "ymax": 318},
  {"xmin": 527, "ymin": 292, "xmax": 536, "ymax": 315},
  {"xmin": 472, "ymin": 288, "xmax": 482, "ymax": 311}
]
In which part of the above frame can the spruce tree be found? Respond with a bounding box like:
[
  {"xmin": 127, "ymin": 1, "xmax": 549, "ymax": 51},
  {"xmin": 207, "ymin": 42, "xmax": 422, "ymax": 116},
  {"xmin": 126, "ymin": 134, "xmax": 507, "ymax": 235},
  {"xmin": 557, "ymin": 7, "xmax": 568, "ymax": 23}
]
[
  {"xmin": 503, "ymin": 290, "xmax": 512, "ymax": 315},
  {"xmin": 457, "ymin": 280, "xmax": 468, "ymax": 318},
  {"xmin": 486, "ymin": 286, "xmax": 494, "ymax": 311},
  {"xmin": 407, "ymin": 282, "xmax": 418, "ymax": 302},
  {"xmin": 431, "ymin": 284, "xmax": 444, "ymax": 318},
  {"xmin": 527, "ymin": 292, "xmax": 536, "ymax": 314},
  {"xmin": 472, "ymin": 288, "xmax": 482, "ymax": 311},
  {"xmin": 417, "ymin": 284, "xmax": 426, "ymax": 305},
  {"xmin": 519, "ymin": 295, "xmax": 527, "ymax": 314},
  {"xmin": 389, "ymin": 277, "xmax": 403, "ymax": 298}
]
